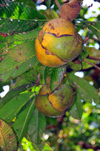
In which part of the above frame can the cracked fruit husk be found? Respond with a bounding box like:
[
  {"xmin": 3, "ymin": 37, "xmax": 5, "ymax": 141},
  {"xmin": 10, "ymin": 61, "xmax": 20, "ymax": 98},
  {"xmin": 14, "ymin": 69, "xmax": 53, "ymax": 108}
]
[
  {"xmin": 35, "ymin": 18, "xmax": 83, "ymax": 67},
  {"xmin": 35, "ymin": 84, "xmax": 74, "ymax": 117}
]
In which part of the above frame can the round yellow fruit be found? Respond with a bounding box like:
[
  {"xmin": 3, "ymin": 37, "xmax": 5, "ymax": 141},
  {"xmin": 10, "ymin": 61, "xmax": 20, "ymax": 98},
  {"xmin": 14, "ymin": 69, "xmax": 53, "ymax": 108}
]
[
  {"xmin": 35, "ymin": 18, "xmax": 83, "ymax": 67},
  {"xmin": 35, "ymin": 84, "xmax": 74, "ymax": 117}
]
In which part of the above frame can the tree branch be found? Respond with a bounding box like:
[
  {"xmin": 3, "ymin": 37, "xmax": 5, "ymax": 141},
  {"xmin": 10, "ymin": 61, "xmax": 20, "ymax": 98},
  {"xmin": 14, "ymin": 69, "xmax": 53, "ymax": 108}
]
[
  {"xmin": 88, "ymin": 55, "xmax": 100, "ymax": 61},
  {"xmin": 83, "ymin": 59, "xmax": 100, "ymax": 71}
]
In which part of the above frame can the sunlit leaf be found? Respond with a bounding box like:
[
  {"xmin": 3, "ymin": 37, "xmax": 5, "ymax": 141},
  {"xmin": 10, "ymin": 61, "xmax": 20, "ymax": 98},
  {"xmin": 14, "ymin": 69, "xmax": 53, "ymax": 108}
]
[
  {"xmin": 42, "ymin": 143, "xmax": 53, "ymax": 151},
  {"xmin": 6, "ymin": 27, "xmax": 41, "ymax": 44},
  {"xmin": 0, "ymin": 1, "xmax": 45, "ymax": 34},
  {"xmin": 86, "ymin": 47, "xmax": 100, "ymax": 58},
  {"xmin": 0, "ymin": 1, "xmax": 45, "ymax": 20},
  {"xmin": 43, "ymin": 9, "xmax": 59, "ymax": 19}
]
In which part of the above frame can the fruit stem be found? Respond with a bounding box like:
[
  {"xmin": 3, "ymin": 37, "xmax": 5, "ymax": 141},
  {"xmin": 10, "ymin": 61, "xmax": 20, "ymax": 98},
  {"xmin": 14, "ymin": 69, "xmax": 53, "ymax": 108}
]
[{"xmin": 83, "ymin": 59, "xmax": 100, "ymax": 71}]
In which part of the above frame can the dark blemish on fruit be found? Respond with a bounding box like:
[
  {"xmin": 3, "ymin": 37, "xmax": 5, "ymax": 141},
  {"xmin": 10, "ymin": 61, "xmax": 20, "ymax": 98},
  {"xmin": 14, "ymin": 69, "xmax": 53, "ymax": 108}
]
[{"xmin": 45, "ymin": 50, "xmax": 50, "ymax": 55}]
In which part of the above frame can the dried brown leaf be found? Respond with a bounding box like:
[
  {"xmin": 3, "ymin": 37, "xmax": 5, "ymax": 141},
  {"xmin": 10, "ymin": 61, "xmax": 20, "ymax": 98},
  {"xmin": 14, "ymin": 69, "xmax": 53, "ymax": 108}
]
[{"xmin": 59, "ymin": 0, "xmax": 81, "ymax": 21}]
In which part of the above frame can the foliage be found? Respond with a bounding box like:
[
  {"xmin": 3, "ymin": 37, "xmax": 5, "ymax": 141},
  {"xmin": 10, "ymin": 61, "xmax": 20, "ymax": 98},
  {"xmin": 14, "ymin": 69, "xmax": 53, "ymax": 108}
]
[{"xmin": 0, "ymin": 0, "xmax": 100, "ymax": 150}]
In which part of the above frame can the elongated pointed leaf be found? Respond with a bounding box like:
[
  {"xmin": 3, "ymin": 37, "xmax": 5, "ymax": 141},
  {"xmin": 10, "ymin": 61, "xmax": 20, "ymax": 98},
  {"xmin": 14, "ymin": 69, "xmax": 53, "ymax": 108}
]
[
  {"xmin": 87, "ymin": 21, "xmax": 100, "ymax": 40},
  {"xmin": 44, "ymin": 66, "xmax": 66, "ymax": 91},
  {"xmin": 31, "ymin": 142, "xmax": 53, "ymax": 151},
  {"xmin": 69, "ymin": 47, "xmax": 100, "ymax": 71},
  {"xmin": 77, "ymin": 21, "xmax": 100, "ymax": 40},
  {"xmin": 0, "ymin": 85, "xmax": 28, "ymax": 108},
  {"xmin": 0, "ymin": 39, "xmax": 39, "ymax": 82},
  {"xmin": 69, "ymin": 89, "xmax": 83, "ymax": 119},
  {"xmin": 0, "ymin": 119, "xmax": 17, "ymax": 151},
  {"xmin": 10, "ymin": 63, "xmax": 45, "ymax": 89},
  {"xmin": 11, "ymin": 69, "xmax": 37, "ymax": 89},
  {"xmin": 69, "ymin": 73, "xmax": 99, "ymax": 103},
  {"xmin": 42, "ymin": 143, "xmax": 53, "ymax": 151},
  {"xmin": 28, "ymin": 107, "xmax": 46, "ymax": 144},
  {"xmin": 32, "ymin": 141, "xmax": 45, "ymax": 151},
  {"xmin": 0, "ymin": 1, "xmax": 45, "ymax": 33},
  {"xmin": 14, "ymin": 0, "xmax": 36, "ymax": 9},
  {"xmin": 12, "ymin": 98, "xmax": 36, "ymax": 143},
  {"xmin": 0, "ymin": 1, "xmax": 45, "ymax": 20},
  {"xmin": 0, "ymin": 91, "xmax": 33, "ymax": 123},
  {"xmin": 5, "ymin": 27, "xmax": 41, "ymax": 44},
  {"xmin": 0, "ymin": 18, "xmax": 44, "ymax": 33}
]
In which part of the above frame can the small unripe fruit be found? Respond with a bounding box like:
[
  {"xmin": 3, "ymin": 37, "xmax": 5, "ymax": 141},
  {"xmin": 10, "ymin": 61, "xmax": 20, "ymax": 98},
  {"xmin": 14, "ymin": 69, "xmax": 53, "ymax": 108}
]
[
  {"xmin": 35, "ymin": 18, "xmax": 83, "ymax": 67},
  {"xmin": 35, "ymin": 84, "xmax": 74, "ymax": 117}
]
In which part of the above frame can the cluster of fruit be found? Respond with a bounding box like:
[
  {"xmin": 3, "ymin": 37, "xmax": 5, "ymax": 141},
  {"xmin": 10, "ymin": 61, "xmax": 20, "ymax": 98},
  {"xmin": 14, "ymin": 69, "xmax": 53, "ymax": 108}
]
[{"xmin": 35, "ymin": 18, "xmax": 83, "ymax": 117}]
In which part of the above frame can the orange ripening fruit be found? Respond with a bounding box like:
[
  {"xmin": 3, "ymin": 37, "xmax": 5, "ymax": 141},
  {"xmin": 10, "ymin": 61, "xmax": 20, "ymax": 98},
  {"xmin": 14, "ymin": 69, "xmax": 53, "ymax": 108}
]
[
  {"xmin": 35, "ymin": 84, "xmax": 74, "ymax": 117},
  {"xmin": 35, "ymin": 18, "xmax": 83, "ymax": 67}
]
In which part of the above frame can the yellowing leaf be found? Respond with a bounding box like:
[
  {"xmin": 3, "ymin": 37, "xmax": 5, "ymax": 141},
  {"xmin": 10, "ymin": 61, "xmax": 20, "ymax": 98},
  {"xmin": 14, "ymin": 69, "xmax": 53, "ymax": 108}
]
[{"xmin": 0, "ymin": 119, "xmax": 17, "ymax": 151}]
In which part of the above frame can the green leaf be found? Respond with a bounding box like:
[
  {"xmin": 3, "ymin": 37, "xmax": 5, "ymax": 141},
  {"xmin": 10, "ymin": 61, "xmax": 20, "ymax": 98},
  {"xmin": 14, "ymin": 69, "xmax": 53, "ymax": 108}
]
[
  {"xmin": 14, "ymin": 0, "xmax": 36, "ymax": 9},
  {"xmin": 78, "ymin": 47, "xmax": 89, "ymax": 61},
  {"xmin": 31, "ymin": 142, "xmax": 53, "ymax": 151},
  {"xmin": 0, "ymin": 1, "xmax": 45, "ymax": 20},
  {"xmin": 69, "ymin": 89, "xmax": 83, "ymax": 119},
  {"xmin": 77, "ymin": 21, "xmax": 100, "ymax": 40},
  {"xmin": 31, "ymin": 141, "xmax": 45, "ymax": 151},
  {"xmin": 0, "ymin": 91, "xmax": 33, "ymax": 123},
  {"xmin": 43, "ymin": 9, "xmax": 59, "ymax": 20},
  {"xmin": 0, "ymin": 119, "xmax": 17, "ymax": 151},
  {"xmin": 11, "ymin": 63, "xmax": 45, "ymax": 89},
  {"xmin": 69, "ymin": 47, "xmax": 100, "ymax": 71},
  {"xmin": 87, "ymin": 22, "xmax": 100, "ymax": 40},
  {"xmin": 6, "ymin": 27, "xmax": 41, "ymax": 44},
  {"xmin": 68, "ymin": 61, "xmax": 82, "ymax": 71},
  {"xmin": 0, "ymin": 28, "xmax": 41, "ymax": 64},
  {"xmin": 0, "ymin": 39, "xmax": 39, "ymax": 82},
  {"xmin": 44, "ymin": 66, "xmax": 66, "ymax": 91},
  {"xmin": 45, "ymin": 0, "xmax": 51, "ymax": 8},
  {"xmin": 28, "ymin": 107, "xmax": 46, "ymax": 144},
  {"xmin": 86, "ymin": 47, "xmax": 100, "ymax": 58},
  {"xmin": 0, "ymin": 85, "xmax": 28, "ymax": 108},
  {"xmin": 69, "ymin": 73, "xmax": 100, "ymax": 103},
  {"xmin": 0, "ymin": 18, "xmax": 44, "ymax": 33},
  {"xmin": 11, "ymin": 69, "xmax": 37, "ymax": 89},
  {"xmin": 12, "ymin": 97, "xmax": 36, "ymax": 143},
  {"xmin": 81, "ymin": 47, "xmax": 100, "ymax": 69},
  {"xmin": 0, "ymin": 1, "xmax": 46, "ymax": 34},
  {"xmin": 42, "ymin": 143, "xmax": 53, "ymax": 151}
]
